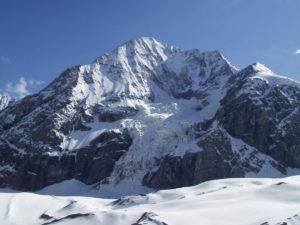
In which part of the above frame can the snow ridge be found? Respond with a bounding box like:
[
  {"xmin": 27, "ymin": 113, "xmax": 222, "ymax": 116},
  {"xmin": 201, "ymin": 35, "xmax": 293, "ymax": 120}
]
[{"xmin": 0, "ymin": 95, "xmax": 12, "ymax": 111}]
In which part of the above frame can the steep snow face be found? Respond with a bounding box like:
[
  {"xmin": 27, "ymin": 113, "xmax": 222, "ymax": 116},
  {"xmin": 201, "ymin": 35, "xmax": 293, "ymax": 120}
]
[
  {"xmin": 91, "ymin": 37, "xmax": 179, "ymax": 101},
  {"xmin": 0, "ymin": 37, "xmax": 179, "ymax": 153},
  {"xmin": 36, "ymin": 37, "xmax": 178, "ymax": 108},
  {"xmin": 1, "ymin": 176, "xmax": 300, "ymax": 225},
  {"xmin": 0, "ymin": 37, "xmax": 235, "ymax": 155},
  {"xmin": 154, "ymin": 49, "xmax": 237, "ymax": 98},
  {"xmin": 0, "ymin": 95, "xmax": 12, "ymax": 111}
]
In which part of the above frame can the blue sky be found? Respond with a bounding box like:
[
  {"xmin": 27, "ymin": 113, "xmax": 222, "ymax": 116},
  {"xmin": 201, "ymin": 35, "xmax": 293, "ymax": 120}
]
[{"xmin": 1, "ymin": 0, "xmax": 300, "ymax": 98}]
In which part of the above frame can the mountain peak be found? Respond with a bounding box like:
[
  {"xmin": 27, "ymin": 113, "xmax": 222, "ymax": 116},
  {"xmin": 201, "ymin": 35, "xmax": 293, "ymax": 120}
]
[
  {"xmin": 250, "ymin": 62, "xmax": 273, "ymax": 74},
  {"xmin": 94, "ymin": 37, "xmax": 179, "ymax": 66},
  {"xmin": 240, "ymin": 62, "xmax": 273, "ymax": 78},
  {"xmin": 129, "ymin": 36, "xmax": 163, "ymax": 45},
  {"xmin": 113, "ymin": 37, "xmax": 178, "ymax": 54},
  {"xmin": 202, "ymin": 50, "xmax": 238, "ymax": 73},
  {"xmin": 120, "ymin": 37, "xmax": 173, "ymax": 49}
]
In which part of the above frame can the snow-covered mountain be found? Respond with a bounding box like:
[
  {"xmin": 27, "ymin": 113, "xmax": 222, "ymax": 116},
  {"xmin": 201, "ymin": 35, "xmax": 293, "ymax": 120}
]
[
  {"xmin": 0, "ymin": 37, "xmax": 300, "ymax": 192},
  {"xmin": 0, "ymin": 94, "xmax": 13, "ymax": 111},
  {"xmin": 1, "ymin": 176, "xmax": 300, "ymax": 225}
]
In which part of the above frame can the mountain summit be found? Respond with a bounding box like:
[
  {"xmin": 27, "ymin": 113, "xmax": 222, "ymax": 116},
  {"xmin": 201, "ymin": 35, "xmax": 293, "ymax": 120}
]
[{"xmin": 0, "ymin": 37, "xmax": 300, "ymax": 193}]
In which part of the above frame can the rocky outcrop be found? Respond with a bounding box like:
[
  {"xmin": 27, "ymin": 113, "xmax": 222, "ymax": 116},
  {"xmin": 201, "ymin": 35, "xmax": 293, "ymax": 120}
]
[
  {"xmin": 131, "ymin": 212, "xmax": 168, "ymax": 225},
  {"xmin": 143, "ymin": 129, "xmax": 244, "ymax": 189},
  {"xmin": 0, "ymin": 130, "xmax": 132, "ymax": 191},
  {"xmin": 97, "ymin": 106, "xmax": 138, "ymax": 122},
  {"xmin": 216, "ymin": 66, "xmax": 300, "ymax": 168}
]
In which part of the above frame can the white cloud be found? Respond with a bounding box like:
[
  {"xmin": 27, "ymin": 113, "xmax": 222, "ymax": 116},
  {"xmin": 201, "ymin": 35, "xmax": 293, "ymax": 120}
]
[
  {"xmin": 295, "ymin": 49, "xmax": 300, "ymax": 55},
  {"xmin": 28, "ymin": 79, "xmax": 44, "ymax": 86},
  {"xmin": 5, "ymin": 77, "xmax": 44, "ymax": 99},
  {"xmin": 5, "ymin": 77, "xmax": 30, "ymax": 98},
  {"xmin": 0, "ymin": 56, "xmax": 11, "ymax": 64}
]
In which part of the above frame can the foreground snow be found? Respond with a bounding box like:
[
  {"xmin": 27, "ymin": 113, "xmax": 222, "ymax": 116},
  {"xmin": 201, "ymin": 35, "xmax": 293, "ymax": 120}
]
[{"xmin": 1, "ymin": 176, "xmax": 300, "ymax": 225}]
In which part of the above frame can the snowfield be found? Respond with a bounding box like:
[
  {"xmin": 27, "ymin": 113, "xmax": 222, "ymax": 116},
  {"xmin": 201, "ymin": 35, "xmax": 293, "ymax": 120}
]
[{"xmin": 1, "ymin": 176, "xmax": 300, "ymax": 225}]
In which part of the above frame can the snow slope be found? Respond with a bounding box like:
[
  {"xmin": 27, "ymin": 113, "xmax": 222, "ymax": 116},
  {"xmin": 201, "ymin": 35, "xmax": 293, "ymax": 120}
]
[{"xmin": 1, "ymin": 176, "xmax": 300, "ymax": 225}]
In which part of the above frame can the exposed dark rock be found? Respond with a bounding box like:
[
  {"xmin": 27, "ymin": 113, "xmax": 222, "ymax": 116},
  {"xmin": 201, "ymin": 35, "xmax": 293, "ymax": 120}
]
[
  {"xmin": 42, "ymin": 213, "xmax": 94, "ymax": 225},
  {"xmin": 111, "ymin": 194, "xmax": 148, "ymax": 208},
  {"xmin": 97, "ymin": 106, "xmax": 138, "ymax": 122},
  {"xmin": 132, "ymin": 212, "xmax": 168, "ymax": 225},
  {"xmin": 40, "ymin": 213, "xmax": 53, "ymax": 220},
  {"xmin": 0, "ymin": 129, "xmax": 132, "ymax": 191},
  {"xmin": 216, "ymin": 74, "xmax": 300, "ymax": 167},
  {"xmin": 275, "ymin": 182, "xmax": 286, "ymax": 186},
  {"xmin": 144, "ymin": 130, "xmax": 244, "ymax": 189},
  {"xmin": 76, "ymin": 129, "xmax": 132, "ymax": 184}
]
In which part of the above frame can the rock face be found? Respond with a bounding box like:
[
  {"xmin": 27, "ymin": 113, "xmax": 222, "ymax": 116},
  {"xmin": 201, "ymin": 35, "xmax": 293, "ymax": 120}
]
[
  {"xmin": 143, "ymin": 129, "xmax": 244, "ymax": 189},
  {"xmin": 216, "ymin": 63, "xmax": 300, "ymax": 168},
  {"xmin": 0, "ymin": 129, "xmax": 132, "ymax": 191},
  {"xmin": 0, "ymin": 38, "xmax": 300, "ymax": 192}
]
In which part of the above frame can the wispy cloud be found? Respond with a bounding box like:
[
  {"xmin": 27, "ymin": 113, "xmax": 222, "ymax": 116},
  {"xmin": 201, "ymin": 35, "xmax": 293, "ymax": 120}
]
[
  {"xmin": 4, "ymin": 77, "xmax": 44, "ymax": 99},
  {"xmin": 295, "ymin": 49, "xmax": 300, "ymax": 55},
  {"xmin": 28, "ymin": 79, "xmax": 44, "ymax": 86},
  {"xmin": 0, "ymin": 56, "xmax": 11, "ymax": 64}
]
